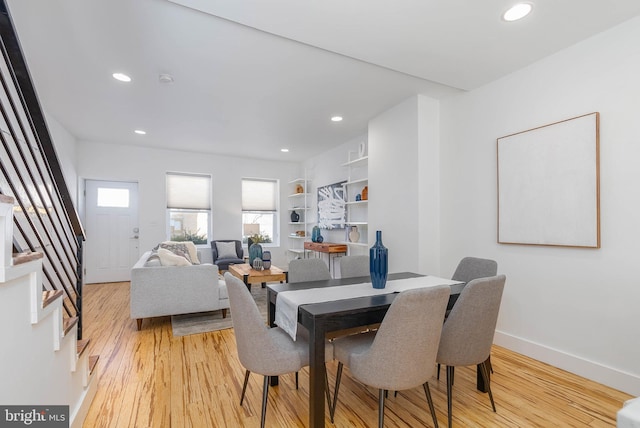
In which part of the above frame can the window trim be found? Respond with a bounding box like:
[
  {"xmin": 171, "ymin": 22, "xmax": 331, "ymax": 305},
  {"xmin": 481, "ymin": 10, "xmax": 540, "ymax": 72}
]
[
  {"xmin": 241, "ymin": 178, "xmax": 279, "ymax": 247},
  {"xmin": 166, "ymin": 172, "xmax": 212, "ymax": 244}
]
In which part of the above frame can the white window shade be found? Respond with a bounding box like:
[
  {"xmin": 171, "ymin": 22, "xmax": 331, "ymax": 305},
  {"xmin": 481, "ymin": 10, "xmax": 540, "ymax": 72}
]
[
  {"xmin": 242, "ymin": 179, "xmax": 277, "ymax": 211},
  {"xmin": 167, "ymin": 173, "xmax": 211, "ymax": 209}
]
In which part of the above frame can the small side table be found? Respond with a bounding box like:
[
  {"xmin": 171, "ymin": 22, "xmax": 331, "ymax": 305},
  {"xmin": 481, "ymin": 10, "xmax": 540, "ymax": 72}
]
[{"xmin": 303, "ymin": 242, "xmax": 348, "ymax": 276}]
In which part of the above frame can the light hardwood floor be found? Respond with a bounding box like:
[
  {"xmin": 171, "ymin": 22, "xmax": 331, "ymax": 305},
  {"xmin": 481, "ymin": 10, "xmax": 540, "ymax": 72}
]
[{"xmin": 82, "ymin": 282, "xmax": 630, "ymax": 427}]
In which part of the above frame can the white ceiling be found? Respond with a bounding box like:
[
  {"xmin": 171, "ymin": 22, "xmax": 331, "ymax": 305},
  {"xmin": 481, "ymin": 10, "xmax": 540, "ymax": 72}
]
[{"xmin": 6, "ymin": 0, "xmax": 640, "ymax": 161}]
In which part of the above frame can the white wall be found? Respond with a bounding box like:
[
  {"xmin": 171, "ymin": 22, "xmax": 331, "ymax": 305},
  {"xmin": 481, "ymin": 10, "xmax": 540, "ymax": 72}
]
[
  {"xmin": 439, "ymin": 16, "xmax": 640, "ymax": 395},
  {"xmin": 369, "ymin": 95, "xmax": 441, "ymax": 275},
  {"xmin": 46, "ymin": 113, "xmax": 78, "ymax": 206},
  {"xmin": 76, "ymin": 141, "xmax": 299, "ymax": 268}
]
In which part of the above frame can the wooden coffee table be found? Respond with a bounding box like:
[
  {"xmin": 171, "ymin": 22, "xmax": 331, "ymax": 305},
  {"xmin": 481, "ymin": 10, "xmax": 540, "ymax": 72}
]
[{"xmin": 228, "ymin": 263, "xmax": 287, "ymax": 290}]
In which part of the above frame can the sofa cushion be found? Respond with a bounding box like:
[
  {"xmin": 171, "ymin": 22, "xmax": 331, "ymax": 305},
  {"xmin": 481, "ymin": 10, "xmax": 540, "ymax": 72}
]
[
  {"xmin": 216, "ymin": 241, "xmax": 238, "ymax": 259},
  {"xmin": 144, "ymin": 252, "xmax": 162, "ymax": 267},
  {"xmin": 161, "ymin": 241, "xmax": 200, "ymax": 264},
  {"xmin": 218, "ymin": 279, "xmax": 228, "ymax": 300},
  {"xmin": 154, "ymin": 241, "xmax": 201, "ymax": 264},
  {"xmin": 158, "ymin": 248, "xmax": 192, "ymax": 266},
  {"xmin": 157, "ymin": 242, "xmax": 193, "ymax": 263}
]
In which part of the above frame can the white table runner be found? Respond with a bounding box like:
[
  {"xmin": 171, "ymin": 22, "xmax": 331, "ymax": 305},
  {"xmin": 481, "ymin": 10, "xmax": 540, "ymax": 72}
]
[{"xmin": 275, "ymin": 276, "xmax": 463, "ymax": 340}]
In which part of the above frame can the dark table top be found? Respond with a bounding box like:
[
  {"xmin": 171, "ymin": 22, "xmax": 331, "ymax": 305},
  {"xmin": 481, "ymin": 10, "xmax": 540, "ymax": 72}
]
[{"xmin": 268, "ymin": 272, "xmax": 465, "ymax": 331}]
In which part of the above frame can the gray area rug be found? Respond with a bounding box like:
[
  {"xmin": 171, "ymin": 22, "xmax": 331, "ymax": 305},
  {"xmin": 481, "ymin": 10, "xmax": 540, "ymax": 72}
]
[{"xmin": 171, "ymin": 285, "xmax": 268, "ymax": 337}]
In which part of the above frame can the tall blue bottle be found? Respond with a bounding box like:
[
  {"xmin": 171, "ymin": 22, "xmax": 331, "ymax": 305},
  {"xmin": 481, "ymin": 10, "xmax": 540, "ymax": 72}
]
[{"xmin": 370, "ymin": 230, "xmax": 388, "ymax": 289}]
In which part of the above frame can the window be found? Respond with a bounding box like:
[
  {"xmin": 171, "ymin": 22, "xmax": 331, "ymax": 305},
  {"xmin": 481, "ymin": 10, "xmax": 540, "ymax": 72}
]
[
  {"xmin": 97, "ymin": 187, "xmax": 129, "ymax": 208},
  {"xmin": 166, "ymin": 172, "xmax": 211, "ymax": 244},
  {"xmin": 242, "ymin": 178, "xmax": 279, "ymax": 246}
]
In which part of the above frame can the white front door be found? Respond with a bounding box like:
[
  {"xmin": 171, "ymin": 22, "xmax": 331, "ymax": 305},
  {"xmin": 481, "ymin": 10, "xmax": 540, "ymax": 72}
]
[{"xmin": 84, "ymin": 180, "xmax": 139, "ymax": 283}]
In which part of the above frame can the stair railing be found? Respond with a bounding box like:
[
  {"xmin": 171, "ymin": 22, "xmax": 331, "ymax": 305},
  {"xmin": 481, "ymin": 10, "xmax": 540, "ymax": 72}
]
[{"xmin": 0, "ymin": 1, "xmax": 86, "ymax": 338}]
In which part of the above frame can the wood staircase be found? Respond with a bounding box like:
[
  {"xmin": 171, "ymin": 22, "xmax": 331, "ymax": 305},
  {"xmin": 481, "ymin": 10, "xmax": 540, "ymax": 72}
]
[{"xmin": 0, "ymin": 197, "xmax": 98, "ymax": 428}]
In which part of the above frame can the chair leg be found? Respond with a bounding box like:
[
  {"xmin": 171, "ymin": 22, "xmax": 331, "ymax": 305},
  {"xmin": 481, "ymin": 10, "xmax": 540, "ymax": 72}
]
[
  {"xmin": 261, "ymin": 376, "xmax": 269, "ymax": 428},
  {"xmin": 378, "ymin": 389, "xmax": 386, "ymax": 428},
  {"xmin": 295, "ymin": 371, "xmax": 299, "ymax": 389},
  {"xmin": 446, "ymin": 365, "xmax": 454, "ymax": 428},
  {"xmin": 479, "ymin": 361, "xmax": 496, "ymax": 412},
  {"xmin": 330, "ymin": 362, "xmax": 344, "ymax": 423},
  {"xmin": 438, "ymin": 363, "xmax": 454, "ymax": 384},
  {"xmin": 240, "ymin": 370, "xmax": 251, "ymax": 405},
  {"xmin": 324, "ymin": 364, "xmax": 332, "ymax": 411},
  {"xmin": 423, "ymin": 382, "xmax": 439, "ymax": 428}
]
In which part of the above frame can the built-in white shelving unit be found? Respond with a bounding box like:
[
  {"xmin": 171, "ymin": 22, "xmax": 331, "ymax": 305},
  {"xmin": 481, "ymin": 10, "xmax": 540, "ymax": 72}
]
[
  {"xmin": 287, "ymin": 176, "xmax": 311, "ymax": 258},
  {"xmin": 342, "ymin": 147, "xmax": 368, "ymax": 254}
]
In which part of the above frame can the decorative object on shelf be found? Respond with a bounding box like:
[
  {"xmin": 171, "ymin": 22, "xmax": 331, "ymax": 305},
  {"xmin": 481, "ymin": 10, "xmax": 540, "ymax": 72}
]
[
  {"xmin": 312, "ymin": 226, "xmax": 321, "ymax": 242},
  {"xmin": 370, "ymin": 230, "xmax": 388, "ymax": 289},
  {"xmin": 349, "ymin": 226, "xmax": 360, "ymax": 243},
  {"xmin": 248, "ymin": 241, "xmax": 263, "ymax": 265},
  {"xmin": 262, "ymin": 251, "xmax": 271, "ymax": 269},
  {"xmin": 296, "ymin": 230, "xmax": 306, "ymax": 237},
  {"xmin": 362, "ymin": 185, "xmax": 368, "ymax": 201},
  {"xmin": 290, "ymin": 210, "xmax": 300, "ymax": 222},
  {"xmin": 295, "ymin": 183, "xmax": 304, "ymax": 193},
  {"xmin": 355, "ymin": 193, "xmax": 362, "ymax": 201},
  {"xmin": 317, "ymin": 235, "xmax": 324, "ymax": 243},
  {"xmin": 358, "ymin": 141, "xmax": 366, "ymax": 158},
  {"xmin": 251, "ymin": 257, "xmax": 263, "ymax": 270}
]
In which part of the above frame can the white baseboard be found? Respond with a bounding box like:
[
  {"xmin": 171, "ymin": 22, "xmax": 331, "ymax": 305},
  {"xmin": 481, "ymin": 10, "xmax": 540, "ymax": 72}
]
[
  {"xmin": 494, "ymin": 330, "xmax": 640, "ymax": 397},
  {"xmin": 70, "ymin": 374, "xmax": 99, "ymax": 428}
]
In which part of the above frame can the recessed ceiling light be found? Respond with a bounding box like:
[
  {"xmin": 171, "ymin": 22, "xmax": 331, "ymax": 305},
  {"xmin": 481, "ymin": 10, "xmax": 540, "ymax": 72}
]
[
  {"xmin": 112, "ymin": 72, "xmax": 132, "ymax": 82},
  {"xmin": 134, "ymin": 130, "xmax": 146, "ymax": 135},
  {"xmin": 331, "ymin": 116, "xmax": 343, "ymax": 122},
  {"xmin": 503, "ymin": 3, "xmax": 532, "ymax": 21},
  {"xmin": 281, "ymin": 148, "xmax": 289, "ymax": 152}
]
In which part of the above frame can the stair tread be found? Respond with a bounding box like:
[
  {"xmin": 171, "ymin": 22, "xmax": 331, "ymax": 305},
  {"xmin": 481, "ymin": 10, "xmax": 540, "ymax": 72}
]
[
  {"xmin": 88, "ymin": 355, "xmax": 99, "ymax": 375},
  {"xmin": 63, "ymin": 316, "xmax": 78, "ymax": 336},
  {"xmin": 12, "ymin": 250, "xmax": 43, "ymax": 265},
  {"xmin": 77, "ymin": 339, "xmax": 91, "ymax": 356},
  {"xmin": 42, "ymin": 290, "xmax": 64, "ymax": 308}
]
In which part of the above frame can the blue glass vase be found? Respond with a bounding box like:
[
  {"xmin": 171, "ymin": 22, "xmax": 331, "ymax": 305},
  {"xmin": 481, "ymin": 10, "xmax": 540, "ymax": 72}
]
[
  {"xmin": 248, "ymin": 243, "xmax": 263, "ymax": 265},
  {"xmin": 370, "ymin": 230, "xmax": 388, "ymax": 289}
]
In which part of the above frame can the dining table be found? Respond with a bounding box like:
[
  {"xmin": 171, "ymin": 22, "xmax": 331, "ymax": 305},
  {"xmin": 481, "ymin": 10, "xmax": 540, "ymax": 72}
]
[{"xmin": 267, "ymin": 272, "xmax": 489, "ymax": 428}]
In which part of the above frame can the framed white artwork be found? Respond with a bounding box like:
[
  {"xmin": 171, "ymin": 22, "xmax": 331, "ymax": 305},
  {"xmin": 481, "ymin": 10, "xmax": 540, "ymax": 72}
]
[
  {"xmin": 497, "ymin": 112, "xmax": 600, "ymax": 248},
  {"xmin": 317, "ymin": 181, "xmax": 346, "ymax": 229}
]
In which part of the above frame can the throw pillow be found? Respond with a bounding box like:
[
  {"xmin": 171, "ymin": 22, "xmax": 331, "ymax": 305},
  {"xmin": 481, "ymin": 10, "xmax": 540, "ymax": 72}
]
[
  {"xmin": 158, "ymin": 242, "xmax": 192, "ymax": 264},
  {"xmin": 144, "ymin": 252, "xmax": 162, "ymax": 267},
  {"xmin": 216, "ymin": 241, "xmax": 238, "ymax": 259},
  {"xmin": 157, "ymin": 248, "xmax": 192, "ymax": 266},
  {"xmin": 161, "ymin": 241, "xmax": 200, "ymax": 265}
]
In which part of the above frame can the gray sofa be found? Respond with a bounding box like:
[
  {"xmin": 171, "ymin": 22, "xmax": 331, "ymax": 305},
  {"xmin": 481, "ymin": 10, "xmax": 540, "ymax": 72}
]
[{"xmin": 130, "ymin": 250, "xmax": 230, "ymax": 330}]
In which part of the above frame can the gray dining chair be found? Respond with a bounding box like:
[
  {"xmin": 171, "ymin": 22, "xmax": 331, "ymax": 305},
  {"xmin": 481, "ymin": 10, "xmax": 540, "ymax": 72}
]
[
  {"xmin": 330, "ymin": 285, "xmax": 451, "ymax": 427},
  {"xmin": 436, "ymin": 274, "xmax": 506, "ymax": 428},
  {"xmin": 339, "ymin": 255, "xmax": 370, "ymax": 279},
  {"xmin": 451, "ymin": 257, "xmax": 498, "ymax": 284},
  {"xmin": 224, "ymin": 273, "xmax": 332, "ymax": 428},
  {"xmin": 288, "ymin": 258, "xmax": 331, "ymax": 283},
  {"xmin": 438, "ymin": 256, "xmax": 498, "ymax": 379}
]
